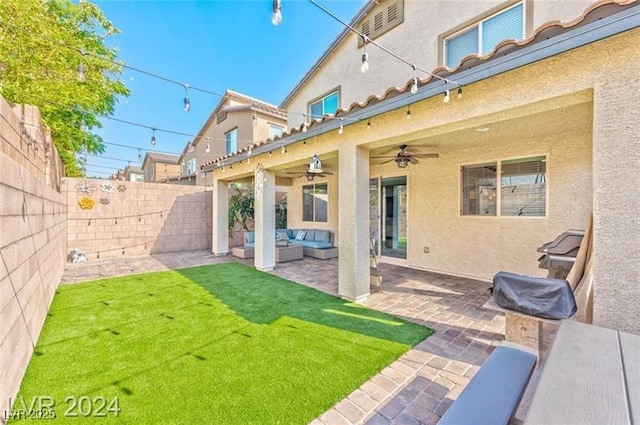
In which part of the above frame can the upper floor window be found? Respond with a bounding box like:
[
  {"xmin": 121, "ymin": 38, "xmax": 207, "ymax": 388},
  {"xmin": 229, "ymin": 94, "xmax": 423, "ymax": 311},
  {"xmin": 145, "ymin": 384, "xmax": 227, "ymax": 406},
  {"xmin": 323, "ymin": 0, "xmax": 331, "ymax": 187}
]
[
  {"xmin": 461, "ymin": 155, "xmax": 546, "ymax": 217},
  {"xmin": 444, "ymin": 2, "xmax": 524, "ymax": 68},
  {"xmin": 268, "ymin": 124, "xmax": 285, "ymax": 139},
  {"xmin": 225, "ymin": 128, "xmax": 238, "ymax": 154},
  {"xmin": 309, "ymin": 90, "xmax": 339, "ymax": 121},
  {"xmin": 187, "ymin": 158, "xmax": 197, "ymax": 175}
]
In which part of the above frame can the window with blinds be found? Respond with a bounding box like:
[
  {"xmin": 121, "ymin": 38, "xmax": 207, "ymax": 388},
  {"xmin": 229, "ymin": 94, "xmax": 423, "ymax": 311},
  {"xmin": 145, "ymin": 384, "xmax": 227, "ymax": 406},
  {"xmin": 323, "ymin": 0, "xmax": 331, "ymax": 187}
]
[
  {"xmin": 444, "ymin": 2, "xmax": 524, "ymax": 68},
  {"xmin": 501, "ymin": 156, "xmax": 546, "ymax": 216},
  {"xmin": 461, "ymin": 164, "xmax": 497, "ymax": 216},
  {"xmin": 358, "ymin": 0, "xmax": 404, "ymax": 47},
  {"xmin": 461, "ymin": 155, "xmax": 547, "ymax": 217}
]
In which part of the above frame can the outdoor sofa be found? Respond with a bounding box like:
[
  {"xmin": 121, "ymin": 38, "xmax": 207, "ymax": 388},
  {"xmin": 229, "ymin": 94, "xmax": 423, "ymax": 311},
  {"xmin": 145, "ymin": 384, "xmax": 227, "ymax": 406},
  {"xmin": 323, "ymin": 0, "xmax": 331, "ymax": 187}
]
[{"xmin": 238, "ymin": 229, "xmax": 338, "ymax": 259}]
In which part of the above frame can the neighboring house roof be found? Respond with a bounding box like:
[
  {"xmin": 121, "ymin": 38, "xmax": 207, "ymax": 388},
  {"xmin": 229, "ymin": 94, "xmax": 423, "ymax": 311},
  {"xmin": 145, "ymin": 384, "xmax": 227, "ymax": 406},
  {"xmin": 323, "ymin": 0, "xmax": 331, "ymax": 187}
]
[
  {"xmin": 279, "ymin": 0, "xmax": 378, "ymax": 109},
  {"xmin": 125, "ymin": 166, "xmax": 143, "ymax": 174},
  {"xmin": 191, "ymin": 89, "xmax": 287, "ymax": 149},
  {"xmin": 202, "ymin": 0, "xmax": 638, "ymax": 170},
  {"xmin": 142, "ymin": 152, "xmax": 181, "ymax": 170}
]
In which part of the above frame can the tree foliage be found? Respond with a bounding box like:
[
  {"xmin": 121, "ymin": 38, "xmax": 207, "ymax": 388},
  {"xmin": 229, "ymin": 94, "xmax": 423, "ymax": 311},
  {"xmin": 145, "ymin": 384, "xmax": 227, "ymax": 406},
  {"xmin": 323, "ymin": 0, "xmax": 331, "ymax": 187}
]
[
  {"xmin": 229, "ymin": 185, "xmax": 255, "ymax": 233},
  {"xmin": 0, "ymin": 0, "xmax": 130, "ymax": 175}
]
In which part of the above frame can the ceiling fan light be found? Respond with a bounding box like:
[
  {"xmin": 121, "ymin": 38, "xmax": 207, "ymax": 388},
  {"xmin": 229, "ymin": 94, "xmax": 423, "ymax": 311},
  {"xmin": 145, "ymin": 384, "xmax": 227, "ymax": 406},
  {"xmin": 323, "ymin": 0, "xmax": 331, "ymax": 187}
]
[
  {"xmin": 306, "ymin": 173, "xmax": 315, "ymax": 181},
  {"xmin": 396, "ymin": 157, "xmax": 410, "ymax": 168}
]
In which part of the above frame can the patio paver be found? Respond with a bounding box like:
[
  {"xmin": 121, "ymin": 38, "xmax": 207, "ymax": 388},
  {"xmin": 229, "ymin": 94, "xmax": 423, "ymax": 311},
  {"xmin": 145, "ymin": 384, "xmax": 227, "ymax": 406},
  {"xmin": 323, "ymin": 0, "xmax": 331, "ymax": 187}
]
[{"xmin": 60, "ymin": 251, "xmax": 513, "ymax": 424}]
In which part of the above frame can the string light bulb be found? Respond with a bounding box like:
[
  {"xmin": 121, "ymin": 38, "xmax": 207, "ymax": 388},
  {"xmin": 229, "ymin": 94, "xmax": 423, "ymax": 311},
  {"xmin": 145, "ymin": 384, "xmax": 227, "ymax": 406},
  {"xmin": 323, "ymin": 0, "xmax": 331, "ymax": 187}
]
[
  {"xmin": 360, "ymin": 35, "xmax": 369, "ymax": 73},
  {"xmin": 137, "ymin": 148, "xmax": 143, "ymax": 162},
  {"xmin": 302, "ymin": 122, "xmax": 308, "ymax": 133},
  {"xmin": 271, "ymin": 0, "xmax": 282, "ymax": 26},
  {"xmin": 252, "ymin": 111, "xmax": 257, "ymax": 125},
  {"xmin": 338, "ymin": 118, "xmax": 344, "ymax": 135},
  {"xmin": 205, "ymin": 143, "xmax": 210, "ymax": 153},
  {"xmin": 150, "ymin": 128, "xmax": 156, "ymax": 146},
  {"xmin": 183, "ymin": 84, "xmax": 191, "ymax": 111},
  {"xmin": 281, "ymin": 145, "xmax": 286, "ymax": 154},
  {"xmin": 367, "ymin": 119, "xmax": 371, "ymax": 129},
  {"xmin": 406, "ymin": 104, "xmax": 411, "ymax": 119},
  {"xmin": 443, "ymin": 89, "xmax": 450, "ymax": 103},
  {"xmin": 457, "ymin": 86, "xmax": 463, "ymax": 99},
  {"xmin": 360, "ymin": 51, "xmax": 369, "ymax": 73},
  {"xmin": 411, "ymin": 77, "xmax": 418, "ymax": 94}
]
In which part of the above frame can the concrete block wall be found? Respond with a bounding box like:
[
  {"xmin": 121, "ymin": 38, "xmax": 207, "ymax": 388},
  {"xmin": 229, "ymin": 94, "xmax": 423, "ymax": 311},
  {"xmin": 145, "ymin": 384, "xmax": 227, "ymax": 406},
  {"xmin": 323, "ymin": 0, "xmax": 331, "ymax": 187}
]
[
  {"xmin": 0, "ymin": 97, "xmax": 66, "ymax": 423},
  {"xmin": 64, "ymin": 178, "xmax": 212, "ymax": 258}
]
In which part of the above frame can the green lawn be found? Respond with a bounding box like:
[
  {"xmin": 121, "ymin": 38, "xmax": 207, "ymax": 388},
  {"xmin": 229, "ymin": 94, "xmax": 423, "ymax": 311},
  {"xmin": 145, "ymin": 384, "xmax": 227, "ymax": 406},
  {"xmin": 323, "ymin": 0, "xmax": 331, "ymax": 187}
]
[{"xmin": 13, "ymin": 263, "xmax": 431, "ymax": 424}]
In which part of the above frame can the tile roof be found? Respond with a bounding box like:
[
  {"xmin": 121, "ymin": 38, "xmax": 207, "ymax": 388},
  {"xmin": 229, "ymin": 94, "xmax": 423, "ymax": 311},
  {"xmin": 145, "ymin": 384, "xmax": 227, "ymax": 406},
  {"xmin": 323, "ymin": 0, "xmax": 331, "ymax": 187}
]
[
  {"xmin": 146, "ymin": 152, "xmax": 181, "ymax": 164},
  {"xmin": 202, "ymin": 0, "xmax": 638, "ymax": 170}
]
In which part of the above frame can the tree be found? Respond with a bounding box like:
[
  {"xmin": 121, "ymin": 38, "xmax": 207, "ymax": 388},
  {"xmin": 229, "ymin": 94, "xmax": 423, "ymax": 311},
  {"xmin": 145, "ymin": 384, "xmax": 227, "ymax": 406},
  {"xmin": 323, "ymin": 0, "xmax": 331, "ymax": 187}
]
[
  {"xmin": 0, "ymin": 0, "xmax": 130, "ymax": 175},
  {"xmin": 228, "ymin": 185, "xmax": 255, "ymax": 233}
]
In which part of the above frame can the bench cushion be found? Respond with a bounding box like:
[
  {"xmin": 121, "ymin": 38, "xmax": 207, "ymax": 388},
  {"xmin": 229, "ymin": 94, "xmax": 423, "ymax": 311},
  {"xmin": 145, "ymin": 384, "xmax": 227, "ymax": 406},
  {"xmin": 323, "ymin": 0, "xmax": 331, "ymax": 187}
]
[{"xmin": 438, "ymin": 342, "xmax": 537, "ymax": 425}]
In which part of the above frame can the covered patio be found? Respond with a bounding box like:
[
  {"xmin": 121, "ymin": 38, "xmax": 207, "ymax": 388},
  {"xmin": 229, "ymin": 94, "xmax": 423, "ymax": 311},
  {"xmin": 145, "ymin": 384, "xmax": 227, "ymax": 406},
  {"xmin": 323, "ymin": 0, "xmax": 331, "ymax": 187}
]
[{"xmin": 63, "ymin": 251, "xmax": 510, "ymax": 424}]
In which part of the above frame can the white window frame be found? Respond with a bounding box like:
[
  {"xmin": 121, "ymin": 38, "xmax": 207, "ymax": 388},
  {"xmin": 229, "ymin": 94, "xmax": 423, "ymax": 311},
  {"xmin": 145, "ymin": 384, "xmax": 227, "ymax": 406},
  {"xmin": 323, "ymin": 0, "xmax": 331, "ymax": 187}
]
[
  {"xmin": 268, "ymin": 123, "xmax": 285, "ymax": 139},
  {"xmin": 186, "ymin": 158, "xmax": 197, "ymax": 175},
  {"xmin": 443, "ymin": 2, "xmax": 525, "ymax": 67},
  {"xmin": 308, "ymin": 88, "xmax": 340, "ymax": 121},
  {"xmin": 225, "ymin": 128, "xmax": 238, "ymax": 155},
  {"xmin": 302, "ymin": 182, "xmax": 328, "ymax": 223},
  {"xmin": 459, "ymin": 154, "xmax": 547, "ymax": 218}
]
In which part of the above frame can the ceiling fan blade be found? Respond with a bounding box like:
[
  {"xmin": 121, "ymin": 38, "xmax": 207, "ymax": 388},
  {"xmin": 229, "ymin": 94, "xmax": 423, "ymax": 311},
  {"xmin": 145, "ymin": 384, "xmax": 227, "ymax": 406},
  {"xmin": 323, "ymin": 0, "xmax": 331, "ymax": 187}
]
[
  {"xmin": 322, "ymin": 171, "xmax": 334, "ymax": 175},
  {"xmin": 412, "ymin": 153, "xmax": 439, "ymax": 158},
  {"xmin": 283, "ymin": 170, "xmax": 307, "ymax": 174},
  {"xmin": 378, "ymin": 158, "xmax": 396, "ymax": 165},
  {"xmin": 371, "ymin": 155, "xmax": 400, "ymax": 159},
  {"xmin": 410, "ymin": 157, "xmax": 419, "ymax": 164}
]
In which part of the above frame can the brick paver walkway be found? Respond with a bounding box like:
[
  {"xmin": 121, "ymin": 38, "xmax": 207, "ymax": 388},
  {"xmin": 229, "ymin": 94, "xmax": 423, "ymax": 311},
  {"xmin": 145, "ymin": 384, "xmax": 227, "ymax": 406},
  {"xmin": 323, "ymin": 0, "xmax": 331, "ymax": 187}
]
[{"xmin": 61, "ymin": 251, "xmax": 509, "ymax": 424}]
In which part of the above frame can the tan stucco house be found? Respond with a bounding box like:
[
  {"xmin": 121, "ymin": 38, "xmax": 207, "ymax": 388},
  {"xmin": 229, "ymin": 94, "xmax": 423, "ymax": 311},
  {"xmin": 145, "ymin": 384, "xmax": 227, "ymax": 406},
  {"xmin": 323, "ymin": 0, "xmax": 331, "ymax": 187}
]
[
  {"xmin": 141, "ymin": 152, "xmax": 181, "ymax": 183},
  {"xmin": 180, "ymin": 89, "xmax": 287, "ymax": 186},
  {"xmin": 202, "ymin": 0, "xmax": 640, "ymax": 334}
]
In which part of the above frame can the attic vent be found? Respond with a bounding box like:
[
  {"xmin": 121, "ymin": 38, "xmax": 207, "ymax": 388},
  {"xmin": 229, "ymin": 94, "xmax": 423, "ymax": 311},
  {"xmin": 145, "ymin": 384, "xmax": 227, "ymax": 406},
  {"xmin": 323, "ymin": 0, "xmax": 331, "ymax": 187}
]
[
  {"xmin": 388, "ymin": 3, "xmax": 397, "ymax": 23},
  {"xmin": 374, "ymin": 12, "xmax": 383, "ymax": 31},
  {"xmin": 357, "ymin": 0, "xmax": 404, "ymax": 47},
  {"xmin": 362, "ymin": 20, "xmax": 370, "ymax": 37}
]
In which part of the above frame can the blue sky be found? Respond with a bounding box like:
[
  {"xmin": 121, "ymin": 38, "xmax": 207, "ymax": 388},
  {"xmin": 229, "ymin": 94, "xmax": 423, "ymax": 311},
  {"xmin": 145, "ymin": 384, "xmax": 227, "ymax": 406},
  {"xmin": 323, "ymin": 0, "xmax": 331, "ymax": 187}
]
[{"xmin": 88, "ymin": 0, "xmax": 365, "ymax": 177}]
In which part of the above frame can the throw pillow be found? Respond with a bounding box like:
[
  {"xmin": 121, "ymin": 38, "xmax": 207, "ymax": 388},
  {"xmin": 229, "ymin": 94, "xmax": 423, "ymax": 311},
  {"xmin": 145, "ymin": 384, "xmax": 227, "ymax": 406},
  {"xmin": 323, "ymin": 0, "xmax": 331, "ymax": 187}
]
[
  {"xmin": 315, "ymin": 230, "xmax": 330, "ymax": 242},
  {"xmin": 295, "ymin": 230, "xmax": 306, "ymax": 241},
  {"xmin": 276, "ymin": 231, "xmax": 288, "ymax": 241}
]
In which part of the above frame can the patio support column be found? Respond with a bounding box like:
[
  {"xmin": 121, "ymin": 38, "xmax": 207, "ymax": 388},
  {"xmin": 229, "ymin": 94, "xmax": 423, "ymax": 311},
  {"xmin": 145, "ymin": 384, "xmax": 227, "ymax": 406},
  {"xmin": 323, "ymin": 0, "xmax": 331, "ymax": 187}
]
[
  {"xmin": 338, "ymin": 144, "xmax": 370, "ymax": 301},
  {"xmin": 254, "ymin": 165, "xmax": 276, "ymax": 271},
  {"xmin": 212, "ymin": 178, "xmax": 229, "ymax": 256},
  {"xmin": 592, "ymin": 81, "xmax": 640, "ymax": 334}
]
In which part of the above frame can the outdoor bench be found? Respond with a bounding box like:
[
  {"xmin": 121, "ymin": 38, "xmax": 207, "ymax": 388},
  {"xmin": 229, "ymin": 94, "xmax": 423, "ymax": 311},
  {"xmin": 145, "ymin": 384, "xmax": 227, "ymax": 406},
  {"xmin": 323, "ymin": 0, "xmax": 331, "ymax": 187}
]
[{"xmin": 438, "ymin": 341, "xmax": 537, "ymax": 425}]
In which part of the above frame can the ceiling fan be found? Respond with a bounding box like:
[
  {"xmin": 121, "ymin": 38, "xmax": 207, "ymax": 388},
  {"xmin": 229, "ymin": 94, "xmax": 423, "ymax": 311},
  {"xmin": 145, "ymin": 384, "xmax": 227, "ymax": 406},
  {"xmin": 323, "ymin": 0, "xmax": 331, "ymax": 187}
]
[
  {"xmin": 283, "ymin": 154, "xmax": 334, "ymax": 181},
  {"xmin": 371, "ymin": 144, "xmax": 439, "ymax": 168}
]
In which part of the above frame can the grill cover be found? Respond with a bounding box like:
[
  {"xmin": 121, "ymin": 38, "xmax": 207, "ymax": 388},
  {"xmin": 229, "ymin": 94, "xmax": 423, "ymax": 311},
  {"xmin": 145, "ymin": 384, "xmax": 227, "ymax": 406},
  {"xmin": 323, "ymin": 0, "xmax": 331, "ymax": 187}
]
[{"xmin": 492, "ymin": 271, "xmax": 577, "ymax": 319}]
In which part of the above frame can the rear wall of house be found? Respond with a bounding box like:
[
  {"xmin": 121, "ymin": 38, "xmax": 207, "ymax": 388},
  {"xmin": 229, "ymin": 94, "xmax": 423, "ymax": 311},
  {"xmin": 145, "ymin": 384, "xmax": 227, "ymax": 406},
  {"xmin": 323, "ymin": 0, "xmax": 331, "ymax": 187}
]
[{"xmin": 0, "ymin": 98, "xmax": 67, "ymax": 419}]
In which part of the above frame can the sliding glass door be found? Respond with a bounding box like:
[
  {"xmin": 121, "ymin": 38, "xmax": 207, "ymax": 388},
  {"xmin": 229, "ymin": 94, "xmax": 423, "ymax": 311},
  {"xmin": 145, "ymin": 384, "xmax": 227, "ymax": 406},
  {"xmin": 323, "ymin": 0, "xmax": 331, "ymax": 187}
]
[{"xmin": 370, "ymin": 176, "xmax": 407, "ymax": 259}]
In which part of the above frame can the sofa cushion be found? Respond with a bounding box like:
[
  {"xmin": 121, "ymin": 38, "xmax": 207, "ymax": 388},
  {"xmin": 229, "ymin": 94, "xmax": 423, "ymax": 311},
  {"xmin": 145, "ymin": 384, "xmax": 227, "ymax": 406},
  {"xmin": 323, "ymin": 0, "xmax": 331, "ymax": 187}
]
[
  {"xmin": 294, "ymin": 230, "xmax": 306, "ymax": 241},
  {"xmin": 291, "ymin": 240, "xmax": 333, "ymax": 249},
  {"xmin": 245, "ymin": 242, "xmax": 255, "ymax": 248},
  {"xmin": 244, "ymin": 231, "xmax": 255, "ymax": 244},
  {"xmin": 276, "ymin": 230, "xmax": 289, "ymax": 241},
  {"xmin": 315, "ymin": 230, "xmax": 330, "ymax": 242},
  {"xmin": 287, "ymin": 229, "xmax": 295, "ymax": 239},
  {"xmin": 304, "ymin": 229, "xmax": 316, "ymax": 241}
]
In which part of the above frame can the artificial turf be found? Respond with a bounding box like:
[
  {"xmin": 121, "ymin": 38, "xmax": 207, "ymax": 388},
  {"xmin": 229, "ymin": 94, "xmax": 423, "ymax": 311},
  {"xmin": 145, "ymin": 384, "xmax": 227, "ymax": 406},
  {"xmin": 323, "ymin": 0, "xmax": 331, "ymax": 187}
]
[{"xmin": 12, "ymin": 263, "xmax": 432, "ymax": 424}]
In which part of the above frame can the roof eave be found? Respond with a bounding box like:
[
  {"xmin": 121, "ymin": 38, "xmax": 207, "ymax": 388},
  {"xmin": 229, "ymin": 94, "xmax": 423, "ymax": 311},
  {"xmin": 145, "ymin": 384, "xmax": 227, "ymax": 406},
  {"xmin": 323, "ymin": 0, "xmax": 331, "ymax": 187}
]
[{"xmin": 204, "ymin": 1, "xmax": 639, "ymax": 172}]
